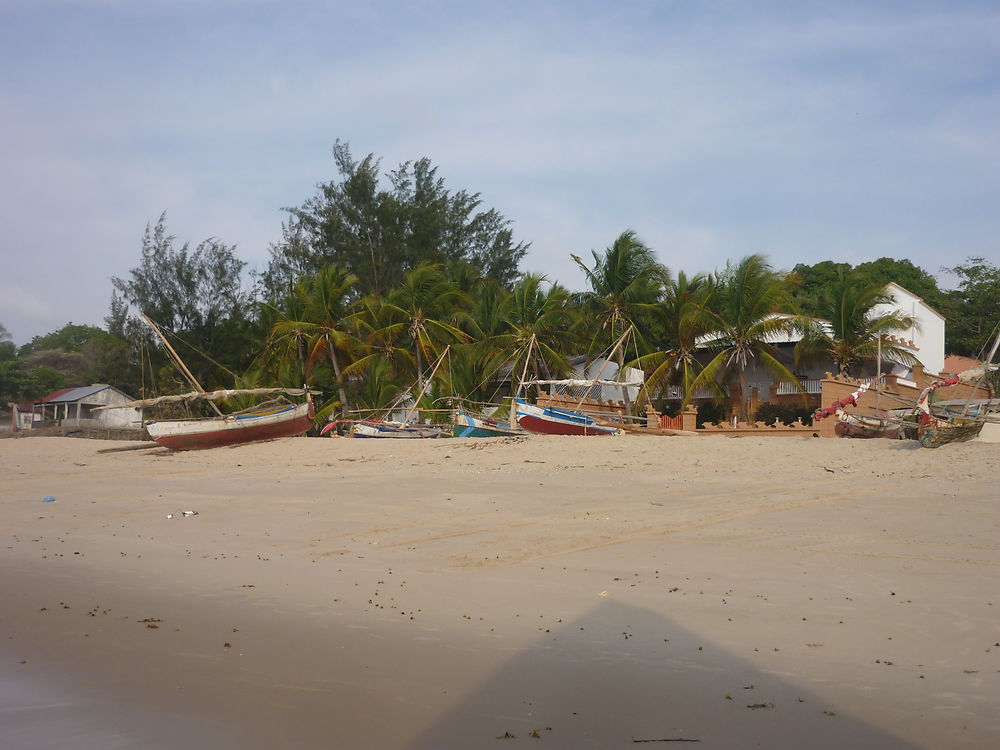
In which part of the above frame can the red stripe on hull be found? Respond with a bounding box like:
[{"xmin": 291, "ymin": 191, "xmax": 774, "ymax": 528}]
[
  {"xmin": 516, "ymin": 414, "xmax": 616, "ymax": 436},
  {"xmin": 152, "ymin": 414, "xmax": 314, "ymax": 450}
]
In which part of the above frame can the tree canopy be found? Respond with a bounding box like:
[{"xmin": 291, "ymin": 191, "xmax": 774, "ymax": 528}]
[
  {"xmin": 940, "ymin": 257, "xmax": 1000, "ymax": 358},
  {"xmin": 109, "ymin": 213, "xmax": 259, "ymax": 392},
  {"xmin": 263, "ymin": 141, "xmax": 529, "ymax": 299}
]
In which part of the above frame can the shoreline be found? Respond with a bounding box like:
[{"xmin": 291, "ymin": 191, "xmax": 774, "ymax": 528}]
[{"xmin": 2, "ymin": 436, "xmax": 998, "ymax": 748}]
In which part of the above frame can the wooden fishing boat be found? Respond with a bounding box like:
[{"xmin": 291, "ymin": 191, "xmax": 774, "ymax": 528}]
[
  {"xmin": 917, "ymin": 415, "xmax": 984, "ymax": 448},
  {"xmin": 514, "ymin": 397, "xmax": 619, "ymax": 436},
  {"xmin": 145, "ymin": 399, "xmax": 314, "ymax": 450},
  {"xmin": 350, "ymin": 420, "xmax": 450, "ymax": 439},
  {"xmin": 95, "ymin": 312, "xmax": 317, "ymax": 451},
  {"xmin": 915, "ymin": 326, "xmax": 999, "ymax": 448},
  {"xmin": 835, "ymin": 412, "xmax": 902, "ymax": 439},
  {"xmin": 452, "ymin": 411, "xmax": 520, "ymax": 438}
]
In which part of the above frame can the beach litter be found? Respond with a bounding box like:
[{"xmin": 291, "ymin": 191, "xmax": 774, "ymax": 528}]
[
  {"xmin": 166, "ymin": 510, "xmax": 199, "ymax": 519},
  {"xmin": 632, "ymin": 739, "xmax": 700, "ymax": 743},
  {"xmin": 41, "ymin": 496, "xmax": 56, "ymax": 503}
]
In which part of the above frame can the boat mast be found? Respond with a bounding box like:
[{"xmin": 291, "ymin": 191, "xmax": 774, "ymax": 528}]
[
  {"xmin": 960, "ymin": 324, "xmax": 1000, "ymax": 417},
  {"xmin": 510, "ymin": 335, "xmax": 536, "ymax": 430},
  {"xmin": 140, "ymin": 313, "xmax": 224, "ymax": 417},
  {"xmin": 572, "ymin": 326, "xmax": 633, "ymax": 412},
  {"xmin": 402, "ymin": 345, "xmax": 450, "ymax": 425}
]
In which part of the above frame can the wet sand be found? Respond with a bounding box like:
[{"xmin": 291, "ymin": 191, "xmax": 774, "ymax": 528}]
[{"xmin": 1, "ymin": 435, "xmax": 998, "ymax": 748}]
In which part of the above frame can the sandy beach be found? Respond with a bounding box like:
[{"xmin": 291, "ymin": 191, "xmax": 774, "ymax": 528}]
[{"xmin": 1, "ymin": 434, "xmax": 998, "ymax": 749}]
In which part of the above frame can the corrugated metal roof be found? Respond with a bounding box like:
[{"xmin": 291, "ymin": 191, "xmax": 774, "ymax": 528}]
[
  {"xmin": 45, "ymin": 384, "xmax": 111, "ymax": 403},
  {"xmin": 42, "ymin": 387, "xmax": 76, "ymax": 402}
]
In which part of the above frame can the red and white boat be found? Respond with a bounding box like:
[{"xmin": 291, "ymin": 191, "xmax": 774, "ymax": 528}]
[
  {"xmin": 96, "ymin": 314, "xmax": 316, "ymax": 450},
  {"xmin": 514, "ymin": 397, "xmax": 618, "ymax": 436},
  {"xmin": 145, "ymin": 399, "xmax": 315, "ymax": 450}
]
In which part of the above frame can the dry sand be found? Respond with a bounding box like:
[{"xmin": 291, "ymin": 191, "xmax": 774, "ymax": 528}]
[{"xmin": 1, "ymin": 434, "xmax": 998, "ymax": 749}]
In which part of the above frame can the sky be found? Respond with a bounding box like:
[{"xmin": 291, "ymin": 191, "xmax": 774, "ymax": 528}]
[{"xmin": 2, "ymin": 0, "xmax": 999, "ymax": 345}]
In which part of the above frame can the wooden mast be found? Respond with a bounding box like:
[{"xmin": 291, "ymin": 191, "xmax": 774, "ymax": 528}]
[
  {"xmin": 510, "ymin": 335, "xmax": 536, "ymax": 430},
  {"xmin": 140, "ymin": 313, "xmax": 224, "ymax": 417}
]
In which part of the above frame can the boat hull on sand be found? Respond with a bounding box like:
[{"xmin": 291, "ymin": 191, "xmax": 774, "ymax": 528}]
[
  {"xmin": 514, "ymin": 397, "xmax": 618, "ymax": 436},
  {"xmin": 452, "ymin": 412, "xmax": 520, "ymax": 438},
  {"xmin": 835, "ymin": 414, "xmax": 902, "ymax": 439},
  {"xmin": 145, "ymin": 401, "xmax": 314, "ymax": 450},
  {"xmin": 351, "ymin": 421, "xmax": 451, "ymax": 439},
  {"xmin": 918, "ymin": 417, "xmax": 984, "ymax": 448}
]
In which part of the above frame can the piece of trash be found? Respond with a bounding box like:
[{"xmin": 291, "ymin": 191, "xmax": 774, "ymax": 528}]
[
  {"xmin": 496, "ymin": 730, "xmax": 517, "ymax": 739},
  {"xmin": 842, "ymin": 468, "xmax": 858, "ymax": 474},
  {"xmin": 822, "ymin": 467, "xmax": 835, "ymax": 473},
  {"xmin": 166, "ymin": 513, "xmax": 175, "ymax": 519},
  {"xmin": 41, "ymin": 496, "xmax": 56, "ymax": 503},
  {"xmin": 182, "ymin": 510, "xmax": 198, "ymax": 516},
  {"xmin": 746, "ymin": 702, "xmax": 774, "ymax": 710},
  {"xmin": 632, "ymin": 739, "xmax": 701, "ymax": 744}
]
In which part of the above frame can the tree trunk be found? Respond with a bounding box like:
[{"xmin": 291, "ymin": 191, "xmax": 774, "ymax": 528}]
[
  {"xmin": 326, "ymin": 339, "xmax": 350, "ymax": 418},
  {"xmin": 738, "ymin": 368, "xmax": 749, "ymax": 423},
  {"xmin": 414, "ymin": 340, "xmax": 424, "ymax": 411}
]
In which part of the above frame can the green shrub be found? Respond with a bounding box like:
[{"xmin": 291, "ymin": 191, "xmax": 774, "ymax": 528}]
[
  {"xmin": 754, "ymin": 402, "xmax": 813, "ymax": 426},
  {"xmin": 696, "ymin": 401, "xmax": 728, "ymax": 427}
]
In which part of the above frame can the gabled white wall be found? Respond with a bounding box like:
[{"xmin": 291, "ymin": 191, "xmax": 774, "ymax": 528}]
[{"xmin": 874, "ymin": 283, "xmax": 945, "ymax": 377}]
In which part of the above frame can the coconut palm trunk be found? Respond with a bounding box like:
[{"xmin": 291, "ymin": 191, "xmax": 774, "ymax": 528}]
[{"xmin": 326, "ymin": 339, "xmax": 350, "ymax": 418}]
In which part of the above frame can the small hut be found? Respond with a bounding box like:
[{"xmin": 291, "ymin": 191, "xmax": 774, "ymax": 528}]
[{"xmin": 36, "ymin": 385, "xmax": 142, "ymax": 428}]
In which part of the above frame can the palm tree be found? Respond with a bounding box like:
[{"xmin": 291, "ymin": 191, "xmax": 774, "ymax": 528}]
[
  {"xmin": 266, "ymin": 265, "xmax": 360, "ymax": 417},
  {"xmin": 571, "ymin": 230, "xmax": 668, "ymax": 412},
  {"xmin": 794, "ymin": 274, "xmax": 917, "ymax": 376},
  {"xmin": 630, "ymin": 271, "xmax": 714, "ymax": 406},
  {"xmin": 690, "ymin": 255, "xmax": 802, "ymax": 421},
  {"xmin": 260, "ymin": 283, "xmax": 312, "ymax": 387},
  {"xmin": 500, "ymin": 274, "xmax": 578, "ymax": 395},
  {"xmin": 379, "ymin": 263, "xmax": 470, "ymax": 395},
  {"xmin": 353, "ymin": 356, "xmax": 404, "ymax": 413}
]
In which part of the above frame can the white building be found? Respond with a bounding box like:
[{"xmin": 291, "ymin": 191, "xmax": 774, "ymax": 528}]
[
  {"xmin": 873, "ymin": 282, "xmax": 945, "ymax": 380},
  {"xmin": 36, "ymin": 384, "xmax": 143, "ymax": 428}
]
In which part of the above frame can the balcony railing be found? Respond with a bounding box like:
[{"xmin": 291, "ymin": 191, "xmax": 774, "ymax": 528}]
[
  {"xmin": 661, "ymin": 385, "xmax": 729, "ymax": 400},
  {"xmin": 774, "ymin": 379, "xmax": 823, "ymax": 395}
]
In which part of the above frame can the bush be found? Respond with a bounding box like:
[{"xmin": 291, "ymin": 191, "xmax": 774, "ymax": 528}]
[
  {"xmin": 696, "ymin": 401, "xmax": 728, "ymax": 427},
  {"xmin": 754, "ymin": 402, "xmax": 813, "ymax": 427}
]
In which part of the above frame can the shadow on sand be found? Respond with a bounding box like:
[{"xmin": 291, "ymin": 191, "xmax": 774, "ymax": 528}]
[{"xmin": 405, "ymin": 599, "xmax": 919, "ymax": 750}]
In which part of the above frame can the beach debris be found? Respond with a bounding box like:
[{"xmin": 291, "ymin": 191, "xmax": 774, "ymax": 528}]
[
  {"xmin": 166, "ymin": 510, "xmax": 199, "ymax": 519},
  {"xmin": 822, "ymin": 467, "xmax": 835, "ymax": 473},
  {"xmin": 41, "ymin": 496, "xmax": 56, "ymax": 503},
  {"xmin": 183, "ymin": 510, "xmax": 198, "ymax": 516},
  {"xmin": 496, "ymin": 730, "xmax": 517, "ymax": 739},
  {"xmin": 632, "ymin": 739, "xmax": 701, "ymax": 743},
  {"xmin": 166, "ymin": 514, "xmax": 175, "ymax": 519},
  {"xmin": 529, "ymin": 727, "xmax": 552, "ymax": 738},
  {"xmin": 746, "ymin": 703, "xmax": 774, "ymax": 710}
]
